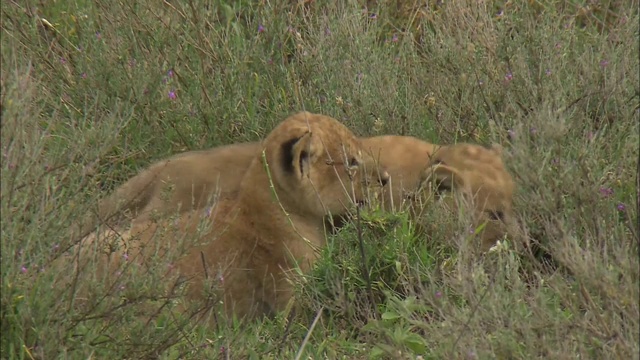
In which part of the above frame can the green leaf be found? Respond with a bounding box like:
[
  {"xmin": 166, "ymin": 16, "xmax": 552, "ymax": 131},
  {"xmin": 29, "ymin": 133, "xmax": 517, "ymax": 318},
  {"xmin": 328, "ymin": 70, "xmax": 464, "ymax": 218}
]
[
  {"xmin": 381, "ymin": 311, "xmax": 401, "ymax": 321},
  {"xmin": 403, "ymin": 333, "xmax": 427, "ymax": 354}
]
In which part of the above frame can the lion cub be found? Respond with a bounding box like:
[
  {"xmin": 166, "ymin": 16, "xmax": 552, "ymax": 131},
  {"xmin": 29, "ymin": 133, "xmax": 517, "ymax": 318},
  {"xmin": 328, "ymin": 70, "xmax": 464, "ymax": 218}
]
[
  {"xmin": 124, "ymin": 111, "xmax": 389, "ymax": 321},
  {"xmin": 75, "ymin": 142, "xmax": 258, "ymax": 238},
  {"xmin": 413, "ymin": 143, "xmax": 516, "ymax": 251}
]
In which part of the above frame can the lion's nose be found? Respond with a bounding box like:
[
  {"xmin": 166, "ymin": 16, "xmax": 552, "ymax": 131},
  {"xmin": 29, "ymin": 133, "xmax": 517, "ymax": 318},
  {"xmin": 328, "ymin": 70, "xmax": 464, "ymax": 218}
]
[{"xmin": 378, "ymin": 170, "xmax": 390, "ymax": 187}]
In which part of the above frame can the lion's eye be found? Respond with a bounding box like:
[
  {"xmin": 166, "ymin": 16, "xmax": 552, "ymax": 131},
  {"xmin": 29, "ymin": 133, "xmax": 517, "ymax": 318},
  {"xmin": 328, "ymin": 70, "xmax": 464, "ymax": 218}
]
[{"xmin": 487, "ymin": 210, "xmax": 504, "ymax": 221}]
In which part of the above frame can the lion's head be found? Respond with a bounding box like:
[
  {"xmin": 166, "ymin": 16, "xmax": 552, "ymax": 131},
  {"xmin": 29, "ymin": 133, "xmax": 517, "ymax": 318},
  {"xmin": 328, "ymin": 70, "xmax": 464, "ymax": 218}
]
[
  {"xmin": 415, "ymin": 143, "xmax": 515, "ymax": 251},
  {"xmin": 251, "ymin": 111, "xmax": 390, "ymax": 219}
]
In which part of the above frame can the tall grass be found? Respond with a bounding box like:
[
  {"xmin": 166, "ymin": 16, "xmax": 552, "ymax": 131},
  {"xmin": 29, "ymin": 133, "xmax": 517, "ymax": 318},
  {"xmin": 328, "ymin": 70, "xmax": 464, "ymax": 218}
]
[{"xmin": 2, "ymin": 0, "xmax": 638, "ymax": 358}]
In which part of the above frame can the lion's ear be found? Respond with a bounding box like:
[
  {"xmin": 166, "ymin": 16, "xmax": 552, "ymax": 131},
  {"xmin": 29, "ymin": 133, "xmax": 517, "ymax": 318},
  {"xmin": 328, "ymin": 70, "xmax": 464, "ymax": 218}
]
[
  {"xmin": 284, "ymin": 131, "xmax": 322, "ymax": 179},
  {"xmin": 419, "ymin": 163, "xmax": 466, "ymax": 193}
]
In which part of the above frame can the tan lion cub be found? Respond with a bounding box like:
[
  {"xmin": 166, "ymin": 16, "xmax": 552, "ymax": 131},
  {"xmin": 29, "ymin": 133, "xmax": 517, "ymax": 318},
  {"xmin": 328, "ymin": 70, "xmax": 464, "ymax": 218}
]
[
  {"xmin": 123, "ymin": 111, "xmax": 389, "ymax": 321},
  {"xmin": 75, "ymin": 142, "xmax": 258, "ymax": 238},
  {"xmin": 414, "ymin": 143, "xmax": 516, "ymax": 251}
]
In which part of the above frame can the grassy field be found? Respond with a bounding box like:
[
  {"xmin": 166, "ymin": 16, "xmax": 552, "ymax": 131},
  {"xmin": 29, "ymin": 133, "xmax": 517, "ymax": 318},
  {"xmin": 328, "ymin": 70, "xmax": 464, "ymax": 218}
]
[{"xmin": 2, "ymin": 0, "xmax": 639, "ymax": 359}]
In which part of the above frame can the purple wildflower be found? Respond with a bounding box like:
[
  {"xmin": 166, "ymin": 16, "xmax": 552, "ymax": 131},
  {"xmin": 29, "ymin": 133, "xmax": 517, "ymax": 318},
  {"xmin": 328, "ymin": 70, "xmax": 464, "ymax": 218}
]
[
  {"xmin": 545, "ymin": 68, "xmax": 551, "ymax": 76},
  {"xmin": 600, "ymin": 60, "xmax": 609, "ymax": 67},
  {"xmin": 60, "ymin": 57, "xmax": 66, "ymax": 64},
  {"xmin": 504, "ymin": 71, "xmax": 513, "ymax": 82},
  {"xmin": 168, "ymin": 90, "xmax": 177, "ymax": 100},
  {"xmin": 258, "ymin": 24, "xmax": 265, "ymax": 33},
  {"xmin": 96, "ymin": 32, "xmax": 102, "ymax": 40},
  {"xmin": 167, "ymin": 69, "xmax": 174, "ymax": 78},
  {"xmin": 617, "ymin": 203, "xmax": 626, "ymax": 212},
  {"xmin": 391, "ymin": 34, "xmax": 399, "ymax": 42},
  {"xmin": 21, "ymin": 266, "xmax": 27, "ymax": 274},
  {"xmin": 369, "ymin": 13, "xmax": 377, "ymax": 19},
  {"xmin": 324, "ymin": 27, "xmax": 331, "ymax": 36},
  {"xmin": 81, "ymin": 72, "xmax": 87, "ymax": 79},
  {"xmin": 435, "ymin": 290, "xmax": 442, "ymax": 299},
  {"xmin": 123, "ymin": 253, "xmax": 129, "ymax": 261}
]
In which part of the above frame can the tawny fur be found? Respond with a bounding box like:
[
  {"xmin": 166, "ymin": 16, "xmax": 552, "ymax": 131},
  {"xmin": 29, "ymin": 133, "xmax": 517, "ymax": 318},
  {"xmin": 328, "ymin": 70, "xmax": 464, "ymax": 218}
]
[
  {"xmin": 415, "ymin": 143, "xmax": 516, "ymax": 251},
  {"xmin": 79, "ymin": 135, "xmax": 514, "ymax": 253},
  {"xmin": 75, "ymin": 142, "xmax": 258, "ymax": 238},
  {"xmin": 87, "ymin": 111, "xmax": 390, "ymax": 321}
]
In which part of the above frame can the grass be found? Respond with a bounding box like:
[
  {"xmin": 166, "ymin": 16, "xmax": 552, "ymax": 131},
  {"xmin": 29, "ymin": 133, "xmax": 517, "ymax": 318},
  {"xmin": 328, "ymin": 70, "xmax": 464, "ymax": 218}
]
[{"xmin": 2, "ymin": 0, "xmax": 639, "ymax": 358}]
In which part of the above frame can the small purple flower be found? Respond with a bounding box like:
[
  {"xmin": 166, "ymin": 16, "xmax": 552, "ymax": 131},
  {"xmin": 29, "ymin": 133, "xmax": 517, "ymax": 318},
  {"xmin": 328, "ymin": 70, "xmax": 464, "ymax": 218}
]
[
  {"xmin": 545, "ymin": 68, "xmax": 551, "ymax": 76},
  {"xmin": 617, "ymin": 203, "xmax": 626, "ymax": 212},
  {"xmin": 435, "ymin": 290, "xmax": 442, "ymax": 299},
  {"xmin": 504, "ymin": 71, "xmax": 513, "ymax": 82},
  {"xmin": 551, "ymin": 158, "xmax": 559, "ymax": 165},
  {"xmin": 60, "ymin": 57, "xmax": 66, "ymax": 64},
  {"xmin": 369, "ymin": 13, "xmax": 377, "ymax": 19},
  {"xmin": 167, "ymin": 69, "xmax": 174, "ymax": 78},
  {"xmin": 324, "ymin": 27, "xmax": 331, "ymax": 36},
  {"xmin": 391, "ymin": 34, "xmax": 399, "ymax": 42},
  {"xmin": 168, "ymin": 90, "xmax": 177, "ymax": 100},
  {"xmin": 21, "ymin": 266, "xmax": 27, "ymax": 274},
  {"xmin": 258, "ymin": 24, "xmax": 265, "ymax": 33},
  {"xmin": 123, "ymin": 253, "xmax": 129, "ymax": 261},
  {"xmin": 599, "ymin": 60, "xmax": 609, "ymax": 67},
  {"xmin": 96, "ymin": 32, "xmax": 102, "ymax": 40},
  {"xmin": 81, "ymin": 72, "xmax": 87, "ymax": 79},
  {"xmin": 555, "ymin": 43, "xmax": 561, "ymax": 49},
  {"xmin": 599, "ymin": 187, "xmax": 614, "ymax": 197}
]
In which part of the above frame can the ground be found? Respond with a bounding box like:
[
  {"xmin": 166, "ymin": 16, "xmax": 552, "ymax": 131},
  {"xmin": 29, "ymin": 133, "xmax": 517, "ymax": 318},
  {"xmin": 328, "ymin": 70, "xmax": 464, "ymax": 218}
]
[{"xmin": 1, "ymin": 1, "xmax": 638, "ymax": 359}]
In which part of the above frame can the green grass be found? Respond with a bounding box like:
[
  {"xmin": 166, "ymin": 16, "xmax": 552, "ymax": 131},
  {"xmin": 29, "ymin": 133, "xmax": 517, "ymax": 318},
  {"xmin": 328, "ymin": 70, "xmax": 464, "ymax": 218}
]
[{"xmin": 2, "ymin": 0, "xmax": 638, "ymax": 358}]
